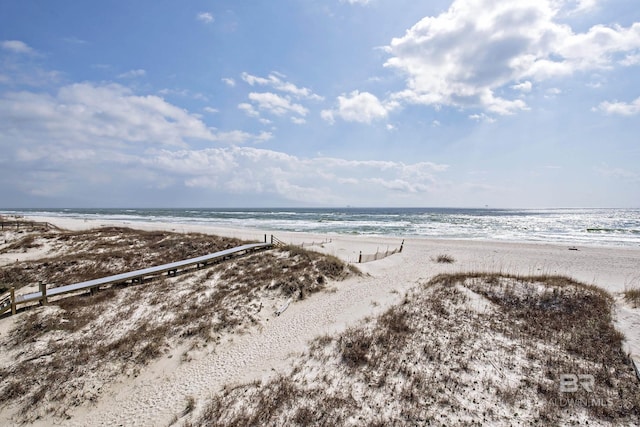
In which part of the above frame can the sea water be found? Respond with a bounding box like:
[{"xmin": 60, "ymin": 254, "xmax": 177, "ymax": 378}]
[{"xmin": 3, "ymin": 207, "xmax": 640, "ymax": 248}]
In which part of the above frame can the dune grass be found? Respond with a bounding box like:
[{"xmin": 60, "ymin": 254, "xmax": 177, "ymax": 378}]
[
  {"xmin": 0, "ymin": 227, "xmax": 358, "ymax": 423},
  {"xmin": 0, "ymin": 227, "xmax": 246, "ymax": 291},
  {"xmin": 624, "ymin": 287, "xmax": 640, "ymax": 308},
  {"xmin": 434, "ymin": 254, "xmax": 455, "ymax": 264},
  {"xmin": 186, "ymin": 273, "xmax": 640, "ymax": 426}
]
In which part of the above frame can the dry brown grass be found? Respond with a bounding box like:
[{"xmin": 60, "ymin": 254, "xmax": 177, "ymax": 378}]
[
  {"xmin": 1, "ymin": 227, "xmax": 246, "ymax": 290},
  {"xmin": 624, "ymin": 287, "xmax": 640, "ymax": 308},
  {"xmin": 434, "ymin": 254, "xmax": 455, "ymax": 264},
  {"xmin": 0, "ymin": 227, "xmax": 357, "ymax": 423},
  {"xmin": 187, "ymin": 273, "xmax": 640, "ymax": 426}
]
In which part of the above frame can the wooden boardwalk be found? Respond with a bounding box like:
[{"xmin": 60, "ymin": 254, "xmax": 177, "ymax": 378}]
[
  {"xmin": 0, "ymin": 220, "xmax": 58, "ymax": 231},
  {"xmin": 1, "ymin": 241, "xmax": 273, "ymax": 315}
]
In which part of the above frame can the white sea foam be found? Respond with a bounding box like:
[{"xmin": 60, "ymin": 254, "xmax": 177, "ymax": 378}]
[{"xmin": 3, "ymin": 208, "xmax": 639, "ymax": 247}]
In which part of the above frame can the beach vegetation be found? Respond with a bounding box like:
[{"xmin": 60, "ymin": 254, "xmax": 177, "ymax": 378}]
[
  {"xmin": 435, "ymin": 254, "xmax": 455, "ymax": 263},
  {"xmin": 187, "ymin": 273, "xmax": 640, "ymax": 426},
  {"xmin": 623, "ymin": 286, "xmax": 640, "ymax": 308},
  {"xmin": 0, "ymin": 226, "xmax": 357, "ymax": 423}
]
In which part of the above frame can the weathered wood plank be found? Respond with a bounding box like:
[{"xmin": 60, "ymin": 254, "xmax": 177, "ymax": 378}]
[{"xmin": 14, "ymin": 242, "xmax": 272, "ymax": 305}]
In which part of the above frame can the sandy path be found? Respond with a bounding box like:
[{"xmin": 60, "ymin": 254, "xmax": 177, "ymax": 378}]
[{"xmin": 62, "ymin": 253, "xmax": 415, "ymax": 427}]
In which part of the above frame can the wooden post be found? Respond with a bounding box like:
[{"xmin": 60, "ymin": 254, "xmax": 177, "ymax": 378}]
[
  {"xmin": 10, "ymin": 287, "xmax": 16, "ymax": 315},
  {"xmin": 358, "ymin": 251, "xmax": 362, "ymax": 263},
  {"xmin": 400, "ymin": 240, "xmax": 404, "ymax": 253},
  {"xmin": 39, "ymin": 282, "xmax": 48, "ymax": 306}
]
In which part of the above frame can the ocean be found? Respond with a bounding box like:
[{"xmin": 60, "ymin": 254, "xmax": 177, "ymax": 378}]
[{"xmin": 3, "ymin": 207, "xmax": 640, "ymax": 248}]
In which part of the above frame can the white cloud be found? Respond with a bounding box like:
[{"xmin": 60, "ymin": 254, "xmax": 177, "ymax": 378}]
[
  {"xmin": 238, "ymin": 102, "xmax": 259, "ymax": 117},
  {"xmin": 238, "ymin": 73, "xmax": 321, "ymax": 122},
  {"xmin": 341, "ymin": 0, "xmax": 372, "ymax": 4},
  {"xmin": 620, "ymin": 53, "xmax": 640, "ymax": 66},
  {"xmin": 469, "ymin": 113, "xmax": 496, "ymax": 123},
  {"xmin": 321, "ymin": 110, "xmax": 335, "ymax": 125},
  {"xmin": 0, "ymin": 83, "xmax": 268, "ymax": 151},
  {"xmin": 222, "ymin": 77, "xmax": 236, "ymax": 87},
  {"xmin": 1, "ymin": 40, "xmax": 35, "ymax": 54},
  {"xmin": 158, "ymin": 88, "xmax": 208, "ymax": 102},
  {"xmin": 248, "ymin": 92, "xmax": 308, "ymax": 117},
  {"xmin": 545, "ymin": 87, "xmax": 562, "ymax": 98},
  {"xmin": 118, "ymin": 69, "xmax": 146, "ymax": 79},
  {"xmin": 139, "ymin": 147, "xmax": 449, "ymax": 203},
  {"xmin": 197, "ymin": 12, "xmax": 214, "ymax": 24},
  {"xmin": 215, "ymin": 130, "xmax": 273, "ymax": 144},
  {"xmin": 511, "ymin": 81, "xmax": 532, "ymax": 93},
  {"xmin": 322, "ymin": 90, "xmax": 390, "ymax": 124},
  {"xmin": 384, "ymin": 0, "xmax": 640, "ymax": 115},
  {"xmin": 241, "ymin": 72, "xmax": 323, "ymax": 100},
  {"xmin": 597, "ymin": 97, "xmax": 640, "ymax": 116},
  {"xmin": 566, "ymin": 0, "xmax": 599, "ymax": 14},
  {"xmin": 203, "ymin": 106, "xmax": 219, "ymax": 114},
  {"xmin": 1, "ymin": 95, "xmax": 451, "ymax": 204}
]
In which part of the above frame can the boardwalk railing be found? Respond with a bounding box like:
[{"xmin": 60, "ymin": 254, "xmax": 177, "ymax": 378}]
[
  {"xmin": 0, "ymin": 289, "xmax": 14, "ymax": 316},
  {"xmin": 4, "ymin": 241, "xmax": 273, "ymax": 314},
  {"xmin": 271, "ymin": 235, "xmax": 287, "ymax": 247},
  {"xmin": 0, "ymin": 220, "xmax": 58, "ymax": 231}
]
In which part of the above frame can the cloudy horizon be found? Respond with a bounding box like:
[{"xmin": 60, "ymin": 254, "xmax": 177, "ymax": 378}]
[{"xmin": 1, "ymin": 0, "xmax": 639, "ymax": 208}]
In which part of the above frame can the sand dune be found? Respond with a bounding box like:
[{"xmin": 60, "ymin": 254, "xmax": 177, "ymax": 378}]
[{"xmin": 1, "ymin": 216, "xmax": 638, "ymax": 426}]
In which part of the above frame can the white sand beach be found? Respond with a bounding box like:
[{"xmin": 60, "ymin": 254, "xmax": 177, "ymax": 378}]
[{"xmin": 1, "ymin": 216, "xmax": 639, "ymax": 426}]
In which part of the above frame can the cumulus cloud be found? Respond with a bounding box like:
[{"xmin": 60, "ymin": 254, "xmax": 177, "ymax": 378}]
[
  {"xmin": 222, "ymin": 77, "xmax": 236, "ymax": 87},
  {"xmin": 384, "ymin": 0, "xmax": 640, "ymax": 115},
  {"xmin": 238, "ymin": 72, "xmax": 321, "ymax": 122},
  {"xmin": 596, "ymin": 97, "xmax": 640, "ymax": 115},
  {"xmin": 322, "ymin": 90, "xmax": 390, "ymax": 124},
  {"xmin": 0, "ymin": 83, "xmax": 268, "ymax": 150},
  {"xmin": 247, "ymin": 92, "xmax": 308, "ymax": 117},
  {"xmin": 1, "ymin": 82, "xmax": 450, "ymax": 205},
  {"xmin": 1, "ymin": 40, "xmax": 35, "ymax": 54}
]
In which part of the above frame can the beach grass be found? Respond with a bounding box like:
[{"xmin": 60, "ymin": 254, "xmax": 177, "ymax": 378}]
[
  {"xmin": 623, "ymin": 287, "xmax": 640, "ymax": 308},
  {"xmin": 0, "ymin": 226, "xmax": 358, "ymax": 423},
  {"xmin": 434, "ymin": 254, "xmax": 455, "ymax": 264},
  {"xmin": 0, "ymin": 227, "xmax": 247, "ymax": 291},
  {"xmin": 187, "ymin": 273, "xmax": 640, "ymax": 426}
]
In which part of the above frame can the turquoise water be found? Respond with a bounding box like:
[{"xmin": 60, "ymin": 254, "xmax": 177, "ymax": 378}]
[{"xmin": 3, "ymin": 207, "xmax": 640, "ymax": 247}]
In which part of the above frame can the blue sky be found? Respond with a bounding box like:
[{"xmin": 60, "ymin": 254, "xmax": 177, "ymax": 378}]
[{"xmin": 1, "ymin": 0, "xmax": 639, "ymax": 208}]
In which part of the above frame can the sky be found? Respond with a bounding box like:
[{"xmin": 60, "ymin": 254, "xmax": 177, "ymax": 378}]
[{"xmin": 0, "ymin": 0, "xmax": 639, "ymax": 208}]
